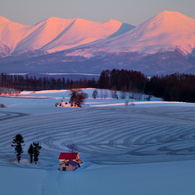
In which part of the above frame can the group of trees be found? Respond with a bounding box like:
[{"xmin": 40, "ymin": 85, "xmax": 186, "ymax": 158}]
[
  {"xmin": 11, "ymin": 134, "xmax": 42, "ymax": 164},
  {"xmin": 145, "ymin": 73, "xmax": 195, "ymax": 102},
  {"xmin": 28, "ymin": 142, "xmax": 42, "ymax": 164},
  {"xmin": 1, "ymin": 70, "xmax": 195, "ymax": 102},
  {"xmin": 98, "ymin": 70, "xmax": 195, "ymax": 102},
  {"xmin": 98, "ymin": 69, "xmax": 148, "ymax": 93},
  {"xmin": 0, "ymin": 87, "xmax": 20, "ymax": 95},
  {"xmin": 0, "ymin": 69, "xmax": 146, "ymax": 93},
  {"xmin": 0, "ymin": 73, "xmax": 97, "ymax": 91}
]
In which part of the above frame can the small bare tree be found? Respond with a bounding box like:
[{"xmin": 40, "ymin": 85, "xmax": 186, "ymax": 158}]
[
  {"xmin": 69, "ymin": 89, "xmax": 88, "ymax": 107},
  {"xmin": 104, "ymin": 90, "xmax": 108, "ymax": 99},
  {"xmin": 120, "ymin": 91, "xmax": 126, "ymax": 99},
  {"xmin": 110, "ymin": 86, "xmax": 118, "ymax": 99},
  {"xmin": 92, "ymin": 89, "xmax": 98, "ymax": 99}
]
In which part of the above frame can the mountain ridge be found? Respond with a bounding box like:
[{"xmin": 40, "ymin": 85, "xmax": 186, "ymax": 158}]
[
  {"xmin": 89, "ymin": 10, "xmax": 195, "ymax": 55},
  {"xmin": 0, "ymin": 11, "xmax": 195, "ymax": 75},
  {"xmin": 0, "ymin": 16, "xmax": 126, "ymax": 56},
  {"xmin": 1, "ymin": 11, "xmax": 195, "ymax": 56}
]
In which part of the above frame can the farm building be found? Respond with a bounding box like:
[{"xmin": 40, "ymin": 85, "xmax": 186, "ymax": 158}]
[{"xmin": 59, "ymin": 152, "xmax": 83, "ymax": 171}]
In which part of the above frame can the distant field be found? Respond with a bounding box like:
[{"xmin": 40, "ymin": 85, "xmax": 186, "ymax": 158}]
[
  {"xmin": 1, "ymin": 89, "xmax": 195, "ymax": 195},
  {"xmin": 0, "ymin": 94, "xmax": 195, "ymax": 168}
]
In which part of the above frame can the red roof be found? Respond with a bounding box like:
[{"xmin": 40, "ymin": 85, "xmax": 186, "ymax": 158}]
[{"xmin": 59, "ymin": 153, "xmax": 78, "ymax": 160}]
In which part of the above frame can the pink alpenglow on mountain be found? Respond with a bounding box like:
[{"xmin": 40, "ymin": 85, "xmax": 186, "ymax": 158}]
[
  {"xmin": 0, "ymin": 16, "xmax": 32, "ymax": 54},
  {"xmin": 0, "ymin": 16, "xmax": 122, "ymax": 56},
  {"xmin": 0, "ymin": 11, "xmax": 195, "ymax": 75},
  {"xmin": 1, "ymin": 11, "xmax": 195, "ymax": 57},
  {"xmin": 95, "ymin": 11, "xmax": 195, "ymax": 55}
]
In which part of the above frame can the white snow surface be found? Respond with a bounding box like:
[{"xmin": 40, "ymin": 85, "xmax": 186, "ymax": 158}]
[{"xmin": 0, "ymin": 88, "xmax": 195, "ymax": 195}]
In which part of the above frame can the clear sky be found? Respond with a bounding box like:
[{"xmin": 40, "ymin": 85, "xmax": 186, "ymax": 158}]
[{"xmin": 1, "ymin": 0, "xmax": 195, "ymax": 26}]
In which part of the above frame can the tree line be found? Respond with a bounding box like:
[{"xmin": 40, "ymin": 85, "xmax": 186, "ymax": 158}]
[
  {"xmin": 1, "ymin": 70, "xmax": 195, "ymax": 102},
  {"xmin": 0, "ymin": 73, "xmax": 97, "ymax": 91},
  {"xmin": 144, "ymin": 73, "xmax": 195, "ymax": 102},
  {"xmin": 0, "ymin": 70, "xmax": 147, "ymax": 93},
  {"xmin": 98, "ymin": 69, "xmax": 147, "ymax": 93}
]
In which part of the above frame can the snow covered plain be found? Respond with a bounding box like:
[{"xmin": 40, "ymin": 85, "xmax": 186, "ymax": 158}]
[{"xmin": 0, "ymin": 88, "xmax": 195, "ymax": 195}]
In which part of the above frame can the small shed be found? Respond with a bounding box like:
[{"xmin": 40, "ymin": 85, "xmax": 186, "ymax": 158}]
[
  {"xmin": 59, "ymin": 152, "xmax": 83, "ymax": 171},
  {"xmin": 60, "ymin": 160, "xmax": 79, "ymax": 171}
]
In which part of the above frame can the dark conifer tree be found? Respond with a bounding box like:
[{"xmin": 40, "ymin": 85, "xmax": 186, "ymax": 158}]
[
  {"xmin": 33, "ymin": 142, "xmax": 42, "ymax": 164},
  {"xmin": 28, "ymin": 144, "xmax": 34, "ymax": 163},
  {"xmin": 11, "ymin": 134, "xmax": 24, "ymax": 163}
]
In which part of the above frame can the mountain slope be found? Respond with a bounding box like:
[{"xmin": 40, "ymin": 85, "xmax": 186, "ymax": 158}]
[
  {"xmin": 39, "ymin": 18, "xmax": 125, "ymax": 53},
  {"xmin": 0, "ymin": 11, "xmax": 195, "ymax": 75},
  {"xmin": 0, "ymin": 16, "xmax": 130, "ymax": 56},
  {"xmin": 0, "ymin": 16, "xmax": 32, "ymax": 55},
  {"xmin": 1, "ymin": 11, "xmax": 195, "ymax": 56},
  {"xmin": 93, "ymin": 11, "xmax": 195, "ymax": 55}
]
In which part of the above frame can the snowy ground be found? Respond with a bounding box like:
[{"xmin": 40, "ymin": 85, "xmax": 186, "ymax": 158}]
[{"xmin": 0, "ymin": 89, "xmax": 195, "ymax": 195}]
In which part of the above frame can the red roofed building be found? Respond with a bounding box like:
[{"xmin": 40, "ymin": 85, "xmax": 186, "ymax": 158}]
[
  {"xmin": 59, "ymin": 152, "xmax": 83, "ymax": 171},
  {"xmin": 58, "ymin": 152, "xmax": 81, "ymax": 162}
]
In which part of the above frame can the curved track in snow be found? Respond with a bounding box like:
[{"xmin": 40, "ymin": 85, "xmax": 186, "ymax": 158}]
[{"xmin": 0, "ymin": 106, "xmax": 195, "ymax": 168}]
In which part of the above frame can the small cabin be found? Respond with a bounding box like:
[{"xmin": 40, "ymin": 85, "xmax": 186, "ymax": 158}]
[
  {"xmin": 59, "ymin": 152, "xmax": 83, "ymax": 171},
  {"xmin": 60, "ymin": 160, "xmax": 79, "ymax": 171}
]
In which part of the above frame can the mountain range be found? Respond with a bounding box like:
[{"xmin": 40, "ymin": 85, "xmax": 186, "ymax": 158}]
[{"xmin": 1, "ymin": 11, "xmax": 195, "ymax": 76}]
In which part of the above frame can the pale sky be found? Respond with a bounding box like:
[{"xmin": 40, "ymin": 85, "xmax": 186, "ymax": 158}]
[{"xmin": 1, "ymin": 0, "xmax": 195, "ymax": 26}]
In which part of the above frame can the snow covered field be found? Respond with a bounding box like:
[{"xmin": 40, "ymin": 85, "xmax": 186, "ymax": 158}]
[{"xmin": 0, "ymin": 89, "xmax": 195, "ymax": 195}]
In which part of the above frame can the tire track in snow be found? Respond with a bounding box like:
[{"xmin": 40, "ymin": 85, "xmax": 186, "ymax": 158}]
[{"xmin": 0, "ymin": 107, "xmax": 195, "ymax": 168}]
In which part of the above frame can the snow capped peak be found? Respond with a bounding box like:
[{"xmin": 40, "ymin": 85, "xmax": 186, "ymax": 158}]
[
  {"xmin": 95, "ymin": 11, "xmax": 195, "ymax": 54},
  {"xmin": 0, "ymin": 11, "xmax": 195, "ymax": 57},
  {"xmin": 44, "ymin": 16, "xmax": 66, "ymax": 22},
  {"xmin": 148, "ymin": 10, "xmax": 195, "ymax": 27},
  {"xmin": 39, "ymin": 17, "xmax": 75, "ymax": 25},
  {"xmin": 158, "ymin": 10, "xmax": 183, "ymax": 17},
  {"xmin": 106, "ymin": 19, "xmax": 121, "ymax": 25},
  {"xmin": 3, "ymin": 16, "xmax": 122, "ymax": 55},
  {"xmin": 34, "ymin": 17, "xmax": 76, "ymax": 30},
  {"xmin": 41, "ymin": 17, "xmax": 122, "ymax": 53},
  {"xmin": 0, "ymin": 16, "xmax": 32, "ymax": 53},
  {"xmin": 0, "ymin": 16, "xmax": 11, "ymax": 24}
]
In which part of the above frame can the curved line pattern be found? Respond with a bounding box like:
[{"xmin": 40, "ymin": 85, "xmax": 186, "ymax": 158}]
[{"xmin": 0, "ymin": 106, "xmax": 195, "ymax": 169}]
